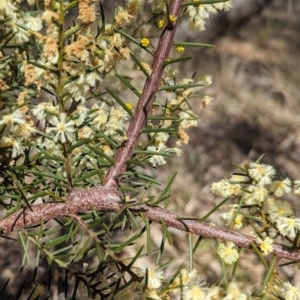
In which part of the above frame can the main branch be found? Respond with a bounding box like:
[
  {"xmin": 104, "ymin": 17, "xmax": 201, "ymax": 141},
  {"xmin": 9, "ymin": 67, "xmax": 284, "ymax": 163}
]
[{"xmin": 1, "ymin": 187, "xmax": 300, "ymax": 262}]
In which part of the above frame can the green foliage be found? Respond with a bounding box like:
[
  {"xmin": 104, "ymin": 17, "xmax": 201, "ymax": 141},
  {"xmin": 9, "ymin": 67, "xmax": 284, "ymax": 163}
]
[{"xmin": 0, "ymin": 0, "xmax": 299, "ymax": 299}]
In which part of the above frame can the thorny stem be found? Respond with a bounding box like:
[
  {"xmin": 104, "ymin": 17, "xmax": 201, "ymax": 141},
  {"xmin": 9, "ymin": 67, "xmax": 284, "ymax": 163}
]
[
  {"xmin": 104, "ymin": 0, "xmax": 184, "ymax": 187},
  {"xmin": 1, "ymin": 187, "xmax": 300, "ymax": 262},
  {"xmin": 1, "ymin": 0, "xmax": 300, "ymax": 265}
]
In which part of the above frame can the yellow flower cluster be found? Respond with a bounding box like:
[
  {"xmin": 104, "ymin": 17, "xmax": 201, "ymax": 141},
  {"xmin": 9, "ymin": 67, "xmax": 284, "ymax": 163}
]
[
  {"xmin": 140, "ymin": 37, "xmax": 150, "ymax": 47},
  {"xmin": 186, "ymin": 0, "xmax": 234, "ymax": 32},
  {"xmin": 212, "ymin": 161, "xmax": 300, "ymax": 258}
]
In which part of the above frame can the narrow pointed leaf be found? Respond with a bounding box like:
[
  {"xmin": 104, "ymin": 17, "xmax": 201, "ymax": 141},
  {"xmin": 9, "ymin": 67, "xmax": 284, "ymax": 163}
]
[
  {"xmin": 158, "ymin": 83, "xmax": 204, "ymax": 91},
  {"xmin": 116, "ymin": 74, "xmax": 141, "ymax": 97},
  {"xmin": 116, "ymin": 29, "xmax": 153, "ymax": 55},
  {"xmin": 183, "ymin": 0, "xmax": 231, "ymax": 6},
  {"xmin": 105, "ymin": 87, "xmax": 133, "ymax": 117},
  {"xmin": 130, "ymin": 53, "xmax": 150, "ymax": 77},
  {"xmin": 173, "ymin": 42, "xmax": 214, "ymax": 48},
  {"xmin": 64, "ymin": 1, "xmax": 79, "ymax": 12},
  {"xmin": 63, "ymin": 24, "xmax": 82, "ymax": 39}
]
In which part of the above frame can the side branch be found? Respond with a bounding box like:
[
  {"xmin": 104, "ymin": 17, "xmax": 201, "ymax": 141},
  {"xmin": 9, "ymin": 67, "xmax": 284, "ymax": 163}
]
[
  {"xmin": 1, "ymin": 186, "xmax": 300, "ymax": 262},
  {"xmin": 0, "ymin": 186, "xmax": 121, "ymax": 233}
]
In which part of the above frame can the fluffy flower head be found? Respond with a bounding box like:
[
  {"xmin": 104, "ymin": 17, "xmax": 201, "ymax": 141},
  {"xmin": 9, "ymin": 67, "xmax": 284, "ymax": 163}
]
[
  {"xmin": 211, "ymin": 179, "xmax": 241, "ymax": 198},
  {"xmin": 280, "ymin": 282, "xmax": 300, "ymax": 300},
  {"xmin": 270, "ymin": 177, "xmax": 292, "ymax": 196},
  {"xmin": 47, "ymin": 113, "xmax": 75, "ymax": 143},
  {"xmin": 257, "ymin": 236, "xmax": 273, "ymax": 255},
  {"xmin": 248, "ymin": 162, "xmax": 275, "ymax": 186},
  {"xmin": 217, "ymin": 241, "xmax": 239, "ymax": 265},
  {"xmin": 276, "ymin": 216, "xmax": 300, "ymax": 239}
]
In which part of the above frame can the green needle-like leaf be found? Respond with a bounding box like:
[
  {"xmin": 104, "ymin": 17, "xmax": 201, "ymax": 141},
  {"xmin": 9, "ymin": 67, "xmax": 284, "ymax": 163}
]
[
  {"xmin": 163, "ymin": 56, "xmax": 193, "ymax": 66},
  {"xmin": 105, "ymin": 87, "xmax": 133, "ymax": 117},
  {"xmin": 173, "ymin": 42, "xmax": 215, "ymax": 48},
  {"xmin": 183, "ymin": 0, "xmax": 230, "ymax": 6},
  {"xmin": 116, "ymin": 29, "xmax": 154, "ymax": 55},
  {"xmin": 63, "ymin": 24, "xmax": 81, "ymax": 40},
  {"xmin": 116, "ymin": 74, "xmax": 141, "ymax": 98},
  {"xmin": 158, "ymin": 83, "xmax": 205, "ymax": 91}
]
